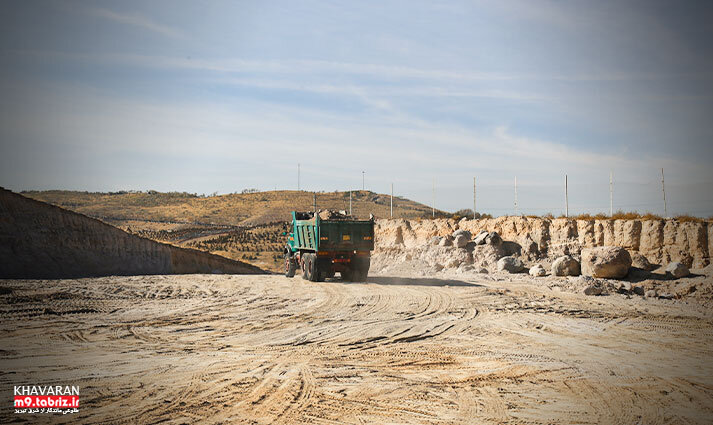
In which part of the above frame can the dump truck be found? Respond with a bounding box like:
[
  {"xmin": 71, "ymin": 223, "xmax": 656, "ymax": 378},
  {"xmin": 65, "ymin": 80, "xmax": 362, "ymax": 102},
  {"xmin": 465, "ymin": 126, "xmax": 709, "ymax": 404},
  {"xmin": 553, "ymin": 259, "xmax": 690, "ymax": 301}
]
[{"xmin": 283, "ymin": 210, "xmax": 374, "ymax": 282}]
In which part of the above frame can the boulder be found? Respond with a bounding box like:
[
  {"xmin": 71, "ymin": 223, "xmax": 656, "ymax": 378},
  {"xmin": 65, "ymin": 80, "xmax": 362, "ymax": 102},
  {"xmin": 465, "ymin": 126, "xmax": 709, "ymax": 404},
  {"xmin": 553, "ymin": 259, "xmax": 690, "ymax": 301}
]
[
  {"xmin": 454, "ymin": 234, "xmax": 469, "ymax": 248},
  {"xmin": 497, "ymin": 256, "xmax": 524, "ymax": 273},
  {"xmin": 446, "ymin": 258, "xmax": 463, "ymax": 268},
  {"xmin": 452, "ymin": 229, "xmax": 472, "ymax": 240},
  {"xmin": 645, "ymin": 289, "xmax": 657, "ymax": 298},
  {"xmin": 485, "ymin": 232, "xmax": 502, "ymax": 246},
  {"xmin": 529, "ymin": 264, "xmax": 546, "ymax": 277},
  {"xmin": 473, "ymin": 231, "xmax": 489, "ymax": 245},
  {"xmin": 438, "ymin": 236, "xmax": 453, "ymax": 247},
  {"xmin": 631, "ymin": 252, "xmax": 655, "ymax": 271},
  {"xmin": 551, "ymin": 255, "xmax": 581, "ymax": 276},
  {"xmin": 665, "ymin": 262, "xmax": 689, "ymax": 279},
  {"xmin": 581, "ymin": 246, "xmax": 632, "ymax": 279},
  {"xmin": 430, "ymin": 236, "xmax": 442, "ymax": 246},
  {"xmin": 632, "ymin": 285, "xmax": 645, "ymax": 296}
]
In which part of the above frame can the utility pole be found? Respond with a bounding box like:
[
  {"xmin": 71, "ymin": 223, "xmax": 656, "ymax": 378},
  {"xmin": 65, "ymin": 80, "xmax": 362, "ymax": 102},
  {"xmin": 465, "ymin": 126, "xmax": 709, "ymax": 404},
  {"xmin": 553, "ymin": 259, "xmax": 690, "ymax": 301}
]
[
  {"xmin": 473, "ymin": 177, "xmax": 477, "ymax": 219},
  {"xmin": 609, "ymin": 171, "xmax": 613, "ymax": 216},
  {"xmin": 349, "ymin": 190, "xmax": 352, "ymax": 216},
  {"xmin": 514, "ymin": 176, "xmax": 518, "ymax": 216},
  {"xmin": 362, "ymin": 171, "xmax": 365, "ymax": 191},
  {"xmin": 661, "ymin": 167, "xmax": 668, "ymax": 218},
  {"xmin": 432, "ymin": 177, "xmax": 435, "ymax": 218},
  {"xmin": 298, "ymin": 163, "xmax": 301, "ymax": 191},
  {"xmin": 390, "ymin": 183, "xmax": 393, "ymax": 218},
  {"xmin": 565, "ymin": 174, "xmax": 569, "ymax": 218},
  {"xmin": 313, "ymin": 192, "xmax": 317, "ymax": 212}
]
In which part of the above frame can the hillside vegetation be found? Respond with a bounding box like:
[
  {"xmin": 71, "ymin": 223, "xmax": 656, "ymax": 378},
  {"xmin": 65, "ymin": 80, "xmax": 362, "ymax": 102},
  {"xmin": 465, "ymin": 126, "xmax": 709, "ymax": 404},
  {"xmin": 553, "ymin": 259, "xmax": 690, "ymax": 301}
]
[
  {"xmin": 23, "ymin": 190, "xmax": 444, "ymax": 272},
  {"xmin": 23, "ymin": 190, "xmax": 443, "ymax": 226}
]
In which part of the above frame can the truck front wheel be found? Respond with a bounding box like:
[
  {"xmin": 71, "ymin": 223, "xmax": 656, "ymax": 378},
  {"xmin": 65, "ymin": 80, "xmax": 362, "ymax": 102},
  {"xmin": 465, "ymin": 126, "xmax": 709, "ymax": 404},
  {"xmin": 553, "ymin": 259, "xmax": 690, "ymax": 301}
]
[{"xmin": 285, "ymin": 252, "xmax": 296, "ymax": 277}]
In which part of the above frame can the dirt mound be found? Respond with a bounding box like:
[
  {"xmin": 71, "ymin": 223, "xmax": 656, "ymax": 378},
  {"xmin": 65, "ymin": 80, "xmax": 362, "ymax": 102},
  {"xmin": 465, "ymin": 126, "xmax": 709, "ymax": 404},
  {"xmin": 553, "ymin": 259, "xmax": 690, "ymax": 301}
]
[
  {"xmin": 0, "ymin": 188, "xmax": 264, "ymax": 278},
  {"xmin": 375, "ymin": 217, "xmax": 711, "ymax": 268},
  {"xmin": 372, "ymin": 219, "xmax": 713, "ymax": 304},
  {"xmin": 318, "ymin": 209, "xmax": 351, "ymax": 220}
]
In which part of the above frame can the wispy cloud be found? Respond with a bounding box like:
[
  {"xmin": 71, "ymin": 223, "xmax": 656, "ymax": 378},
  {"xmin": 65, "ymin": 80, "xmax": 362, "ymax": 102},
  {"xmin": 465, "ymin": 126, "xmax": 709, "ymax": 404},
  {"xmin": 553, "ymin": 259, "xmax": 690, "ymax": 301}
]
[
  {"xmin": 85, "ymin": 7, "xmax": 185, "ymax": 39},
  {"xmin": 15, "ymin": 50, "xmax": 684, "ymax": 84}
]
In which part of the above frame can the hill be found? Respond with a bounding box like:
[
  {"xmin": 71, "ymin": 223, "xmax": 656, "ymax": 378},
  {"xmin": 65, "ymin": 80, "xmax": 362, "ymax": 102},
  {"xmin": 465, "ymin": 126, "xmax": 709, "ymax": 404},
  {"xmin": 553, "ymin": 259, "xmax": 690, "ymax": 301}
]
[
  {"xmin": 0, "ymin": 188, "xmax": 264, "ymax": 278},
  {"xmin": 20, "ymin": 190, "xmax": 445, "ymax": 272},
  {"xmin": 22, "ymin": 189, "xmax": 444, "ymax": 226}
]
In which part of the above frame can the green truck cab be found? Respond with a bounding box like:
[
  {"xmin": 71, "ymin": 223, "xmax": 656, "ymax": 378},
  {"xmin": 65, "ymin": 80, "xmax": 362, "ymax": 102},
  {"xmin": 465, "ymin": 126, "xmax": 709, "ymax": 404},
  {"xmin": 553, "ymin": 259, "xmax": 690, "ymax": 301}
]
[{"xmin": 284, "ymin": 210, "xmax": 374, "ymax": 282}]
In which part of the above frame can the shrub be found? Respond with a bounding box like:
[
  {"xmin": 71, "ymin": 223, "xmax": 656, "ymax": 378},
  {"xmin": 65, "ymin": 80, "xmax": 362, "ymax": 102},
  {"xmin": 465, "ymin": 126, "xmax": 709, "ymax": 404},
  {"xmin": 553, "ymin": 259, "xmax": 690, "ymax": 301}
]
[
  {"xmin": 610, "ymin": 210, "xmax": 641, "ymax": 220},
  {"xmin": 674, "ymin": 215, "xmax": 703, "ymax": 223}
]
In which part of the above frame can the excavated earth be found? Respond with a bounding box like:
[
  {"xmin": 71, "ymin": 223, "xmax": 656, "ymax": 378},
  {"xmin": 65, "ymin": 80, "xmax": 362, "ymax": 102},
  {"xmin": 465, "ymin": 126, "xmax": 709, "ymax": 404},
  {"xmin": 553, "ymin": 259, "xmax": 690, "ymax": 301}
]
[{"xmin": 1, "ymin": 273, "xmax": 712, "ymax": 424}]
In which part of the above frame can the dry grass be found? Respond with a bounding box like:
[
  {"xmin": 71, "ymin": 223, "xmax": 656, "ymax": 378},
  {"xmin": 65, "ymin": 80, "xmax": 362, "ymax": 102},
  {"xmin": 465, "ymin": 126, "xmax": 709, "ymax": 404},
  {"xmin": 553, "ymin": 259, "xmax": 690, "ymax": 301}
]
[
  {"xmin": 609, "ymin": 210, "xmax": 642, "ymax": 220},
  {"xmin": 674, "ymin": 214, "xmax": 704, "ymax": 223},
  {"xmin": 545, "ymin": 211, "xmax": 708, "ymax": 222},
  {"xmin": 23, "ymin": 190, "xmax": 441, "ymax": 226},
  {"xmin": 23, "ymin": 189, "xmax": 443, "ymax": 272}
]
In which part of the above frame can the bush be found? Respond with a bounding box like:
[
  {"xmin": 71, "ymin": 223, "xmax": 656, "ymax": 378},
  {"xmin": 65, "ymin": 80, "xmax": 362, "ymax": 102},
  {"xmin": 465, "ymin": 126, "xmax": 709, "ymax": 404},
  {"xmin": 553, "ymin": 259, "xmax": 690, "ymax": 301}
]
[{"xmin": 674, "ymin": 214, "xmax": 702, "ymax": 223}]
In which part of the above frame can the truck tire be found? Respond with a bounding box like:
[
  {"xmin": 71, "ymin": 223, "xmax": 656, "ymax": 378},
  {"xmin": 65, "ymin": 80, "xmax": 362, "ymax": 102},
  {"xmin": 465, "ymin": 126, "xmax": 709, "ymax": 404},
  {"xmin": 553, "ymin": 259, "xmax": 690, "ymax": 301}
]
[
  {"xmin": 302, "ymin": 253, "xmax": 313, "ymax": 280},
  {"xmin": 353, "ymin": 257, "xmax": 370, "ymax": 282},
  {"xmin": 284, "ymin": 252, "xmax": 296, "ymax": 277},
  {"xmin": 310, "ymin": 253, "xmax": 327, "ymax": 282},
  {"xmin": 340, "ymin": 268, "xmax": 353, "ymax": 282}
]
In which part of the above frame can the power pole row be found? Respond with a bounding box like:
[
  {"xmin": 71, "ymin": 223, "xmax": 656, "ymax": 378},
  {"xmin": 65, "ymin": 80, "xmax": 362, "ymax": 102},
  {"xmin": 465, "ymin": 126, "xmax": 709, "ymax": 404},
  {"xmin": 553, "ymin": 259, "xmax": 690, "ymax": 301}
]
[{"xmin": 296, "ymin": 167, "xmax": 671, "ymax": 219}]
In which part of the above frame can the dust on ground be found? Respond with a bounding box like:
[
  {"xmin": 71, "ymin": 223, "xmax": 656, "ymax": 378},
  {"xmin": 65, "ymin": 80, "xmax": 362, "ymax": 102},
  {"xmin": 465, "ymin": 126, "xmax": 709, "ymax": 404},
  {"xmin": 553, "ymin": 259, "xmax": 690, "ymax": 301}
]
[{"xmin": 1, "ymin": 272, "xmax": 712, "ymax": 424}]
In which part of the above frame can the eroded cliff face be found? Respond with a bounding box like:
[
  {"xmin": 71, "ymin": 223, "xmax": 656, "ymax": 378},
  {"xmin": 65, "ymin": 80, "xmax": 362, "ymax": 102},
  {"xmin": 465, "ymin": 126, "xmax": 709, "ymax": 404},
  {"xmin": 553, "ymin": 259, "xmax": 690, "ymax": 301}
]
[
  {"xmin": 375, "ymin": 216, "xmax": 710, "ymax": 268},
  {"xmin": 0, "ymin": 189, "xmax": 264, "ymax": 278}
]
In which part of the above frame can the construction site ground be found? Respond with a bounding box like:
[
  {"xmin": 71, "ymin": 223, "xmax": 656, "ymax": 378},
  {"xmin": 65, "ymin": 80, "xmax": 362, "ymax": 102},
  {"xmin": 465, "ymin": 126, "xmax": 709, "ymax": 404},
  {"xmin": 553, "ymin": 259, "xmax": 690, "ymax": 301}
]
[{"xmin": 1, "ymin": 272, "xmax": 711, "ymax": 424}]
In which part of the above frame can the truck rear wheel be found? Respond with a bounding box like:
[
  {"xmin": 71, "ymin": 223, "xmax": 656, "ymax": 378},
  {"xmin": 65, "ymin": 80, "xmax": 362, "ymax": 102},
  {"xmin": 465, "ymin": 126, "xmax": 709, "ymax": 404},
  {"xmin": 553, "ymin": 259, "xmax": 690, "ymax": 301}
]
[
  {"xmin": 311, "ymin": 254, "xmax": 328, "ymax": 282},
  {"xmin": 302, "ymin": 253, "xmax": 313, "ymax": 280},
  {"xmin": 303, "ymin": 253, "xmax": 324, "ymax": 282},
  {"xmin": 352, "ymin": 257, "xmax": 370, "ymax": 282},
  {"xmin": 285, "ymin": 252, "xmax": 296, "ymax": 277},
  {"xmin": 340, "ymin": 268, "xmax": 353, "ymax": 282}
]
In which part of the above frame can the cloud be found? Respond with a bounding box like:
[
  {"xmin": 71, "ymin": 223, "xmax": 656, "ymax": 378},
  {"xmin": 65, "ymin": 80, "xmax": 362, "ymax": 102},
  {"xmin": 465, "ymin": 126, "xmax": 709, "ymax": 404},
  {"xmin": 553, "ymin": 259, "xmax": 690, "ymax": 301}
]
[
  {"xmin": 16, "ymin": 50, "xmax": 684, "ymax": 84},
  {"xmin": 1, "ymin": 77, "xmax": 710, "ymax": 214},
  {"xmin": 85, "ymin": 7, "xmax": 185, "ymax": 39}
]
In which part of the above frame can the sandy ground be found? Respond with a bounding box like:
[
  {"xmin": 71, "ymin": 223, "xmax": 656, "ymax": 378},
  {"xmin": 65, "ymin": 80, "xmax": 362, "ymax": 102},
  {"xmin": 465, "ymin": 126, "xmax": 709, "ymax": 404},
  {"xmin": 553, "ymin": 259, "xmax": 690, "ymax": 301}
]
[{"xmin": 1, "ymin": 273, "xmax": 712, "ymax": 424}]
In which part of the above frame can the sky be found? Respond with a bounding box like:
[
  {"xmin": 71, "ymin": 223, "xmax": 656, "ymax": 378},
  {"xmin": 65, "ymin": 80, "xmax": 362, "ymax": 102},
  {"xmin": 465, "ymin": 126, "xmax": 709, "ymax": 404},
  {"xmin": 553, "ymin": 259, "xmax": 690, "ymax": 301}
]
[{"xmin": 1, "ymin": 0, "xmax": 712, "ymax": 216}]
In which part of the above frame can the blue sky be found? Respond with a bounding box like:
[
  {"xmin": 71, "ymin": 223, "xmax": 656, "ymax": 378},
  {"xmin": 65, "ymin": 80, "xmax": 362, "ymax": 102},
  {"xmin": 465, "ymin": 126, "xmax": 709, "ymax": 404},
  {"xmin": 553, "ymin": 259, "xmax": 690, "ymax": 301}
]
[{"xmin": 1, "ymin": 0, "xmax": 712, "ymax": 216}]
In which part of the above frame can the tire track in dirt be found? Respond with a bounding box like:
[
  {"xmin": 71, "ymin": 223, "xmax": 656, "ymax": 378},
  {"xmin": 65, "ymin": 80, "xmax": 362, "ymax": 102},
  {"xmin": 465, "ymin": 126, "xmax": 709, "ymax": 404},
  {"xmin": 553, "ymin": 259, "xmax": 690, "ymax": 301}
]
[{"xmin": 1, "ymin": 274, "xmax": 712, "ymax": 424}]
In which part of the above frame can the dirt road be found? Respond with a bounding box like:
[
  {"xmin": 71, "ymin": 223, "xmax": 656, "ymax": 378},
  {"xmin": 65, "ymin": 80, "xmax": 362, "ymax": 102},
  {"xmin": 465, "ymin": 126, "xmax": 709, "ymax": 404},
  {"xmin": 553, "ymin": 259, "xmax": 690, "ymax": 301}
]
[{"xmin": 1, "ymin": 273, "xmax": 712, "ymax": 423}]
